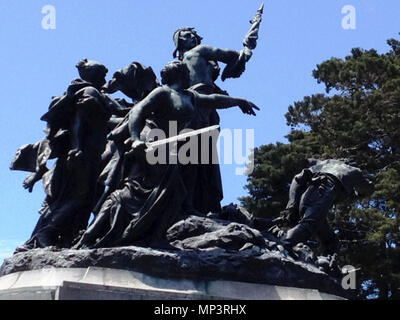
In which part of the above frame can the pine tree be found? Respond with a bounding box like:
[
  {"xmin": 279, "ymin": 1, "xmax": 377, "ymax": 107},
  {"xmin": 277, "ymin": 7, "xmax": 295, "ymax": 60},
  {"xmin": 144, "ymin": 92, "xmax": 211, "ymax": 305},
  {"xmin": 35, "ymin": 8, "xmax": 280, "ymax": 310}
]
[{"xmin": 241, "ymin": 36, "xmax": 400, "ymax": 299}]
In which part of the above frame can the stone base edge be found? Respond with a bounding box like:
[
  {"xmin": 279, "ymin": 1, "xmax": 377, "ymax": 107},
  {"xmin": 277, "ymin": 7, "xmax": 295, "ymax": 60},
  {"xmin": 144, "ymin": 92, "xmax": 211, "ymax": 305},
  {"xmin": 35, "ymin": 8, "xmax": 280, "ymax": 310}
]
[{"xmin": 0, "ymin": 267, "xmax": 346, "ymax": 300}]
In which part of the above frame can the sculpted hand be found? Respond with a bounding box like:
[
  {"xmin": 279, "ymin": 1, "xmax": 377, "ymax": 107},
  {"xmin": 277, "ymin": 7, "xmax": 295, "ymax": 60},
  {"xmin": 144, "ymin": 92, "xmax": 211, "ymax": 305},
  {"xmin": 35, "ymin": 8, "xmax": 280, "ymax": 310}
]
[
  {"xmin": 132, "ymin": 140, "xmax": 147, "ymax": 152},
  {"xmin": 238, "ymin": 100, "xmax": 260, "ymax": 116},
  {"xmin": 23, "ymin": 173, "xmax": 38, "ymax": 193},
  {"xmin": 125, "ymin": 140, "xmax": 147, "ymax": 161}
]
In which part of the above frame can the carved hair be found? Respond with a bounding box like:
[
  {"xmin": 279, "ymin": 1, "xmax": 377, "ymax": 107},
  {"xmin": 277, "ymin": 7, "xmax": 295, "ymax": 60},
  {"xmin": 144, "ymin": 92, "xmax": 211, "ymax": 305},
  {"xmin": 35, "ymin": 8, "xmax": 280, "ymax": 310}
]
[
  {"xmin": 76, "ymin": 59, "xmax": 108, "ymax": 85},
  {"xmin": 160, "ymin": 61, "xmax": 190, "ymax": 86},
  {"xmin": 108, "ymin": 62, "xmax": 159, "ymax": 100}
]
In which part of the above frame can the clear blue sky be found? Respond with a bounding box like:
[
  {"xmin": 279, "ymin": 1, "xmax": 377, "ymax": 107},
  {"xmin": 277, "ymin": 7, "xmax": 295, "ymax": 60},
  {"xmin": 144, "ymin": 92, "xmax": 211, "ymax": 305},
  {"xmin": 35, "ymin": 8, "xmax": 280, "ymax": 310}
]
[{"xmin": 0, "ymin": 0, "xmax": 399, "ymax": 261}]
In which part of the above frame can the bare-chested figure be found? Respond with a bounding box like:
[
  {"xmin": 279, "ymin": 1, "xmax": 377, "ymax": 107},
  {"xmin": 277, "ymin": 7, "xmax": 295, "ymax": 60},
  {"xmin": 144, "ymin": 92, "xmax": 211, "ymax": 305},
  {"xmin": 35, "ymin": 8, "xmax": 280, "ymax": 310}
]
[
  {"xmin": 172, "ymin": 28, "xmax": 248, "ymax": 214},
  {"xmin": 173, "ymin": 28, "xmax": 239, "ymax": 92},
  {"xmin": 74, "ymin": 61, "xmax": 258, "ymax": 249}
]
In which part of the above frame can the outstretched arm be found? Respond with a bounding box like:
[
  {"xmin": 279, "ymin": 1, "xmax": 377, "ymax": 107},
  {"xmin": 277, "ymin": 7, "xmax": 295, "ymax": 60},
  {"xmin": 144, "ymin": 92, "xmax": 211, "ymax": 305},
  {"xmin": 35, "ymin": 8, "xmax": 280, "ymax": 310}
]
[
  {"xmin": 195, "ymin": 46, "xmax": 240, "ymax": 65},
  {"xmin": 194, "ymin": 92, "xmax": 260, "ymax": 116}
]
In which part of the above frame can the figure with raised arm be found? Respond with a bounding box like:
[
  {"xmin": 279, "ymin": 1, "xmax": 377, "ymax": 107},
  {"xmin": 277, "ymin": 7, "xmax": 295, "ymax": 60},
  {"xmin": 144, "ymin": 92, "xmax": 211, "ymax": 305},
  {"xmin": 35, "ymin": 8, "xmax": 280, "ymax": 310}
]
[
  {"xmin": 171, "ymin": 5, "xmax": 264, "ymax": 214},
  {"xmin": 74, "ymin": 61, "xmax": 258, "ymax": 249}
]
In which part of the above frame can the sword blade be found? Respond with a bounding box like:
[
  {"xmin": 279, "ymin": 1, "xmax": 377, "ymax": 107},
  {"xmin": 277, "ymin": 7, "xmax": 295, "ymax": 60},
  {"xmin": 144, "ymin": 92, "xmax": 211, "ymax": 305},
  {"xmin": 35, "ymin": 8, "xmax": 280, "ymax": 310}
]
[{"xmin": 147, "ymin": 125, "xmax": 220, "ymax": 149}]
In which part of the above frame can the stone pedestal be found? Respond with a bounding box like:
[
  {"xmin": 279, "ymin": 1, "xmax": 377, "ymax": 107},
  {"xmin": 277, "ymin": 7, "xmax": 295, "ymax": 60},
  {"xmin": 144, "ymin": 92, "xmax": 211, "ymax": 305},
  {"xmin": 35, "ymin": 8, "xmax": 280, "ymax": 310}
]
[
  {"xmin": 0, "ymin": 244, "xmax": 350, "ymax": 299},
  {"xmin": 0, "ymin": 267, "xmax": 345, "ymax": 300}
]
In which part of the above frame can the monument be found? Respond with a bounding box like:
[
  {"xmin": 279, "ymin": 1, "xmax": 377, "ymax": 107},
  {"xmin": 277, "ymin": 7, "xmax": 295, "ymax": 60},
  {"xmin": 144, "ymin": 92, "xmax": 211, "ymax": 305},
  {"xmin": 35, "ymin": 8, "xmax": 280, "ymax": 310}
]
[{"xmin": 0, "ymin": 4, "xmax": 365, "ymax": 300}]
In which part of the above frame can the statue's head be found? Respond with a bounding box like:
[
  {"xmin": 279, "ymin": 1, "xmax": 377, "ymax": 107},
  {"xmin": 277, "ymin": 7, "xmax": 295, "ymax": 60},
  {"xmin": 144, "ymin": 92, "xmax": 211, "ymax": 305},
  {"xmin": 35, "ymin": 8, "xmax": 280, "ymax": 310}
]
[
  {"xmin": 103, "ymin": 62, "xmax": 159, "ymax": 101},
  {"xmin": 160, "ymin": 61, "xmax": 190, "ymax": 89},
  {"xmin": 173, "ymin": 27, "xmax": 203, "ymax": 59},
  {"xmin": 76, "ymin": 59, "xmax": 108, "ymax": 88}
]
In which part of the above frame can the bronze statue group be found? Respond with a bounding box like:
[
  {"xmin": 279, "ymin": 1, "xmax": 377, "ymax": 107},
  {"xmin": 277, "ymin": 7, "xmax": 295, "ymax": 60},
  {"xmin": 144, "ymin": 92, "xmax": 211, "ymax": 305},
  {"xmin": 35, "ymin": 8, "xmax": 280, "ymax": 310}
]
[
  {"xmin": 10, "ymin": 6, "xmax": 374, "ymax": 263},
  {"xmin": 11, "ymin": 20, "xmax": 262, "ymax": 251}
]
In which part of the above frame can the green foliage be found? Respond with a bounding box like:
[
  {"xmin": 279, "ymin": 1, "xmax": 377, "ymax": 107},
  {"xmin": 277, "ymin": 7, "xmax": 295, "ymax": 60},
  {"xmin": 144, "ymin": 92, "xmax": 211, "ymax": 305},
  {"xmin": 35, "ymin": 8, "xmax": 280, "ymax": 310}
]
[
  {"xmin": 241, "ymin": 35, "xmax": 400, "ymax": 299},
  {"xmin": 239, "ymin": 143, "xmax": 309, "ymax": 218}
]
